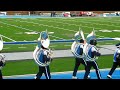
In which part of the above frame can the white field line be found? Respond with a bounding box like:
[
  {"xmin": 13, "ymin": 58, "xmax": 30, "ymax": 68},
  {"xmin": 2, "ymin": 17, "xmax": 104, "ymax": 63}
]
[
  {"xmin": 106, "ymin": 43, "xmax": 113, "ymax": 44},
  {"xmin": 5, "ymin": 19, "xmax": 83, "ymax": 34},
  {"xmin": 60, "ymin": 18, "xmax": 120, "ymax": 28},
  {"xmin": 64, "ymin": 45, "xmax": 71, "ymax": 46},
  {"xmin": 60, "ymin": 17, "xmax": 120, "ymax": 25},
  {"xmin": 0, "ymin": 34, "xmax": 16, "ymax": 42},
  {"xmin": 35, "ymin": 19, "xmax": 102, "ymax": 29},
  {"xmin": 45, "ymin": 19, "xmax": 120, "ymax": 38},
  {"xmin": 10, "ymin": 19, "xmax": 77, "ymax": 33},
  {"xmin": 49, "ymin": 35, "xmax": 65, "ymax": 40},
  {"xmin": 13, "ymin": 19, "xmax": 107, "ymax": 38},
  {"xmin": 4, "ymin": 68, "xmax": 120, "ymax": 78},
  {"xmin": 54, "ymin": 18, "xmax": 120, "ymax": 30},
  {"xmin": 3, "ymin": 47, "xmax": 10, "ymax": 49},
  {"xmin": 36, "ymin": 19, "xmax": 101, "ymax": 29},
  {"xmin": 50, "ymin": 45, "xmax": 57, "ymax": 48},
  {"xmin": 18, "ymin": 47, "xmax": 27, "ymax": 48},
  {"xmin": 1, "ymin": 19, "xmax": 111, "ymax": 41},
  {"xmin": 34, "ymin": 19, "xmax": 109, "ymax": 38},
  {"xmin": 29, "ymin": 19, "xmax": 109, "ymax": 38},
  {"xmin": 0, "ymin": 21, "xmax": 35, "ymax": 32},
  {"xmin": 0, "ymin": 21, "xmax": 65, "ymax": 40},
  {"xmin": 78, "ymin": 17, "xmax": 120, "ymax": 24}
]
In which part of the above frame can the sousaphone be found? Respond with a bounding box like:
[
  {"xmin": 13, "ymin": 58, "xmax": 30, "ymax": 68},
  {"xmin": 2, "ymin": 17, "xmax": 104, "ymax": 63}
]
[
  {"xmin": 0, "ymin": 36, "xmax": 3, "ymax": 51},
  {"xmin": 33, "ymin": 31, "xmax": 52, "ymax": 67},
  {"xmin": 71, "ymin": 30, "xmax": 85, "ymax": 58}
]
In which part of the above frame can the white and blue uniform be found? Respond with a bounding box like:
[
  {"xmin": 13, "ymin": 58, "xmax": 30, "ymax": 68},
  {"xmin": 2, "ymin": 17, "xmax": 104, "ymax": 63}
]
[
  {"xmin": 72, "ymin": 43, "xmax": 84, "ymax": 58},
  {"xmin": 113, "ymin": 49, "xmax": 120, "ymax": 62},
  {"xmin": 84, "ymin": 44, "xmax": 101, "ymax": 79},
  {"xmin": 75, "ymin": 44, "xmax": 84, "ymax": 58},
  {"xmin": 0, "ymin": 54, "xmax": 5, "ymax": 79},
  {"xmin": 85, "ymin": 45, "xmax": 98, "ymax": 61},
  {"xmin": 107, "ymin": 48, "xmax": 120, "ymax": 77},
  {"xmin": 34, "ymin": 31, "xmax": 51, "ymax": 79},
  {"xmin": 72, "ymin": 42, "xmax": 88, "ymax": 78},
  {"xmin": 35, "ymin": 48, "xmax": 51, "ymax": 79}
]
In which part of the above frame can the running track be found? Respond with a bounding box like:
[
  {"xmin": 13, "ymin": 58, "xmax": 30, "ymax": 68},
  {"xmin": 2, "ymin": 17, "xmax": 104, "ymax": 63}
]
[{"xmin": 3, "ymin": 68, "xmax": 120, "ymax": 79}]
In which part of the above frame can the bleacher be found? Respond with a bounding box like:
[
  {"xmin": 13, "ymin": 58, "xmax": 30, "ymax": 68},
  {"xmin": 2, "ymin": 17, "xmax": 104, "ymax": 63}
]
[{"xmin": 0, "ymin": 11, "xmax": 120, "ymax": 18}]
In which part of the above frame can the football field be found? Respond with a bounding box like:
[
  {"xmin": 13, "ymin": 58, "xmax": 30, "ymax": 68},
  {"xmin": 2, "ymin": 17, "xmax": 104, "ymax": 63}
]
[
  {"xmin": 1, "ymin": 16, "xmax": 120, "ymax": 79},
  {"xmin": 1, "ymin": 17, "xmax": 120, "ymax": 52}
]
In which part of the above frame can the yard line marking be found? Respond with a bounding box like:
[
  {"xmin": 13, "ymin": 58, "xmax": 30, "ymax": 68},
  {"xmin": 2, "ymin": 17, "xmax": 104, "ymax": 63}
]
[
  {"xmin": 0, "ymin": 21, "xmax": 35, "ymax": 32},
  {"xmin": 0, "ymin": 21, "xmax": 67, "ymax": 40},
  {"xmin": 18, "ymin": 47, "xmax": 27, "ymax": 48},
  {"xmin": 1, "ymin": 19, "xmax": 108, "ymax": 41},
  {"xmin": 32, "ymin": 19, "xmax": 110, "ymax": 38},
  {"xmin": 49, "ymin": 35, "xmax": 65, "ymax": 40},
  {"xmin": 57, "ymin": 17, "xmax": 120, "ymax": 28},
  {"xmin": 14, "ymin": 19, "xmax": 107, "ymax": 38},
  {"xmin": 0, "ymin": 34, "xmax": 16, "ymax": 42},
  {"xmin": 10, "ymin": 19, "xmax": 77, "ymax": 32},
  {"xmin": 3, "ymin": 47, "xmax": 10, "ymax": 49}
]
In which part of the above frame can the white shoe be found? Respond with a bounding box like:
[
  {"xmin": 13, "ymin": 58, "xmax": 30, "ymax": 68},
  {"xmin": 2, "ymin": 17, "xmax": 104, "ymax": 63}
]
[
  {"xmin": 107, "ymin": 75, "xmax": 112, "ymax": 79},
  {"xmin": 87, "ymin": 75, "xmax": 91, "ymax": 79},
  {"xmin": 34, "ymin": 76, "xmax": 37, "ymax": 79},
  {"xmin": 72, "ymin": 76, "xmax": 78, "ymax": 79}
]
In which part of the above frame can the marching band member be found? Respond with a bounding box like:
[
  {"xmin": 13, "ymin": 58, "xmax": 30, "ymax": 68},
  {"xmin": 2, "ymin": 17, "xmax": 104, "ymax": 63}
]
[
  {"xmin": 107, "ymin": 43, "xmax": 120, "ymax": 79},
  {"xmin": 0, "ymin": 36, "xmax": 5, "ymax": 79},
  {"xmin": 0, "ymin": 36, "xmax": 3, "ymax": 51},
  {"xmin": 71, "ymin": 31, "xmax": 90, "ymax": 79},
  {"xmin": 83, "ymin": 31, "xmax": 101, "ymax": 79},
  {"xmin": 33, "ymin": 31, "xmax": 52, "ymax": 79},
  {"xmin": 72, "ymin": 39, "xmax": 90, "ymax": 79},
  {"xmin": 0, "ymin": 54, "xmax": 5, "ymax": 79}
]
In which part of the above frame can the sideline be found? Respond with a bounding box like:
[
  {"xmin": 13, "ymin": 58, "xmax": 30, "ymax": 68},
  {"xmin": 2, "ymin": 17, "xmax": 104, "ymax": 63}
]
[{"xmin": 4, "ymin": 68, "xmax": 120, "ymax": 79}]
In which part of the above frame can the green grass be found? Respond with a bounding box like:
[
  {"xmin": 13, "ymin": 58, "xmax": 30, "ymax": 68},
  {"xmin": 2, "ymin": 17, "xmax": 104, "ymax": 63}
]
[
  {"xmin": 2, "ymin": 43, "xmax": 72, "ymax": 53},
  {"xmin": 2, "ymin": 55, "xmax": 113, "ymax": 76},
  {"xmin": 0, "ymin": 17, "xmax": 119, "ymax": 78},
  {"xmin": 1, "ymin": 17, "xmax": 120, "ymax": 52}
]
